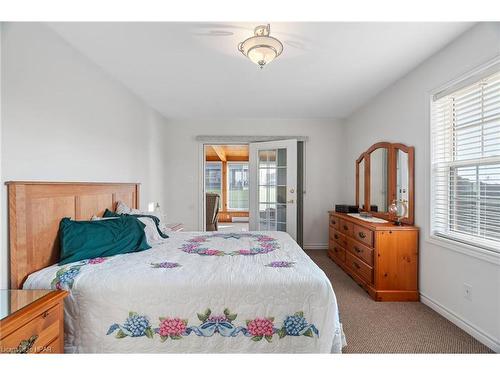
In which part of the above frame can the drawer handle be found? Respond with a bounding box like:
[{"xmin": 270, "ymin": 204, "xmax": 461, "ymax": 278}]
[
  {"xmin": 331, "ymin": 220, "xmax": 336, "ymax": 225},
  {"xmin": 42, "ymin": 311, "xmax": 49, "ymax": 319},
  {"xmin": 354, "ymin": 246, "xmax": 362, "ymax": 253},
  {"xmin": 353, "ymin": 262, "xmax": 361, "ymax": 269},
  {"xmin": 343, "ymin": 225, "xmax": 349, "ymax": 231},
  {"xmin": 334, "ymin": 247, "xmax": 338, "ymax": 253},
  {"xmin": 358, "ymin": 232, "xmax": 366, "ymax": 239},
  {"xmin": 334, "ymin": 234, "xmax": 339, "ymax": 240},
  {"xmin": 14, "ymin": 335, "xmax": 38, "ymax": 354}
]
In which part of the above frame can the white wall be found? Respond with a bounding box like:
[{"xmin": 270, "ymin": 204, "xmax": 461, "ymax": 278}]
[
  {"xmin": 0, "ymin": 23, "xmax": 169, "ymax": 288},
  {"xmin": 162, "ymin": 119, "xmax": 345, "ymax": 249},
  {"xmin": 343, "ymin": 23, "xmax": 500, "ymax": 351}
]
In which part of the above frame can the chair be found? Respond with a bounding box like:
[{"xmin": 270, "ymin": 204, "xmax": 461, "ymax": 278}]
[{"xmin": 205, "ymin": 193, "xmax": 220, "ymax": 231}]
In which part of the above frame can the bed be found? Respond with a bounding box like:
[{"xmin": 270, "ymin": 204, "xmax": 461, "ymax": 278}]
[{"xmin": 8, "ymin": 181, "xmax": 345, "ymax": 353}]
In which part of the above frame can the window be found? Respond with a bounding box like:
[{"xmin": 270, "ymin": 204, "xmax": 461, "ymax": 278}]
[
  {"xmin": 431, "ymin": 68, "xmax": 500, "ymax": 253},
  {"xmin": 227, "ymin": 162, "xmax": 249, "ymax": 210},
  {"xmin": 205, "ymin": 162, "xmax": 222, "ymax": 208}
]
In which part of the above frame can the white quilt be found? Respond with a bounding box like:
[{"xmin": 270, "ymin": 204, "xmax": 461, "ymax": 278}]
[{"xmin": 24, "ymin": 231, "xmax": 345, "ymax": 353}]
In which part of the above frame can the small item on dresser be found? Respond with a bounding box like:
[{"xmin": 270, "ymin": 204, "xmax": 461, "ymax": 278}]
[
  {"xmin": 348, "ymin": 205, "xmax": 359, "ymax": 213},
  {"xmin": 334, "ymin": 204, "xmax": 349, "ymax": 213},
  {"xmin": 335, "ymin": 204, "xmax": 359, "ymax": 213},
  {"xmin": 370, "ymin": 205, "xmax": 378, "ymax": 212},
  {"xmin": 388, "ymin": 199, "xmax": 408, "ymax": 226},
  {"xmin": 359, "ymin": 211, "xmax": 372, "ymax": 218}
]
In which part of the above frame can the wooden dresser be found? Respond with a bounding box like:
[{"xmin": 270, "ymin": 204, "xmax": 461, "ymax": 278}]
[
  {"xmin": 0, "ymin": 290, "xmax": 67, "ymax": 353},
  {"xmin": 328, "ymin": 212, "xmax": 419, "ymax": 301}
]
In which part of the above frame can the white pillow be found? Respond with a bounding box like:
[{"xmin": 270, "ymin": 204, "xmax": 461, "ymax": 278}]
[
  {"xmin": 116, "ymin": 201, "xmax": 161, "ymax": 221},
  {"xmin": 116, "ymin": 201, "xmax": 141, "ymax": 215},
  {"xmin": 137, "ymin": 217, "xmax": 166, "ymax": 246}
]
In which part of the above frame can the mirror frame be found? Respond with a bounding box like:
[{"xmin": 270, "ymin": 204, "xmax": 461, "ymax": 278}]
[{"xmin": 355, "ymin": 142, "xmax": 415, "ymax": 225}]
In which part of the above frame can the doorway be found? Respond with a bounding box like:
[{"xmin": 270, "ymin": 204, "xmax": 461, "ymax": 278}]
[
  {"xmin": 202, "ymin": 139, "xmax": 303, "ymax": 244},
  {"xmin": 204, "ymin": 145, "xmax": 250, "ymax": 232}
]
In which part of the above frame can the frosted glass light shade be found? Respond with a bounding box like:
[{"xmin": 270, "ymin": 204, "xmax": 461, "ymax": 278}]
[{"xmin": 238, "ymin": 25, "xmax": 283, "ymax": 68}]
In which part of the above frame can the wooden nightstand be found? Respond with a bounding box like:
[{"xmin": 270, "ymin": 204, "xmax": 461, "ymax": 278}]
[{"xmin": 0, "ymin": 290, "xmax": 67, "ymax": 354}]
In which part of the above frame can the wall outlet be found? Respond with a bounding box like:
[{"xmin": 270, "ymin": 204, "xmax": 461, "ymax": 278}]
[{"xmin": 463, "ymin": 283, "xmax": 472, "ymax": 301}]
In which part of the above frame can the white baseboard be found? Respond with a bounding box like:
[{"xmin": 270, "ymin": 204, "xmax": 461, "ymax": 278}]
[
  {"xmin": 303, "ymin": 243, "xmax": 328, "ymax": 250},
  {"xmin": 420, "ymin": 293, "xmax": 499, "ymax": 353}
]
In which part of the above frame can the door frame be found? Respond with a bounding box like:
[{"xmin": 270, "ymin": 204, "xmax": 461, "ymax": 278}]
[{"xmin": 197, "ymin": 136, "xmax": 308, "ymax": 232}]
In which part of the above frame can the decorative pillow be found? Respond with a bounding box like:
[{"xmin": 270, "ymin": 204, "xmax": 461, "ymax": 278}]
[{"xmin": 58, "ymin": 216, "xmax": 151, "ymax": 265}]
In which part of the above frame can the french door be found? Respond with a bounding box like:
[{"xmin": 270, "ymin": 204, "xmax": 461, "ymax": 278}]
[{"xmin": 249, "ymin": 140, "xmax": 297, "ymax": 239}]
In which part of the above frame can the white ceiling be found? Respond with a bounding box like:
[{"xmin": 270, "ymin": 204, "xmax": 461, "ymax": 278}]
[{"xmin": 48, "ymin": 22, "xmax": 473, "ymax": 119}]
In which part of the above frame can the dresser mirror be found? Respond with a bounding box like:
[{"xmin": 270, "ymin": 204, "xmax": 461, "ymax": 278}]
[
  {"xmin": 396, "ymin": 148, "xmax": 409, "ymax": 216},
  {"xmin": 356, "ymin": 155, "xmax": 365, "ymax": 210},
  {"xmin": 370, "ymin": 147, "xmax": 389, "ymax": 212},
  {"xmin": 355, "ymin": 142, "xmax": 415, "ymax": 225}
]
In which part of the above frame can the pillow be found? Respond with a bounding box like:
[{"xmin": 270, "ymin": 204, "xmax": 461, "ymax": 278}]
[
  {"xmin": 116, "ymin": 201, "xmax": 163, "ymax": 226},
  {"xmin": 116, "ymin": 201, "xmax": 141, "ymax": 215},
  {"xmin": 137, "ymin": 217, "xmax": 167, "ymax": 246},
  {"xmin": 58, "ymin": 216, "xmax": 151, "ymax": 265},
  {"xmin": 94, "ymin": 213, "xmax": 164, "ymax": 246},
  {"xmin": 103, "ymin": 209, "xmax": 168, "ymax": 239}
]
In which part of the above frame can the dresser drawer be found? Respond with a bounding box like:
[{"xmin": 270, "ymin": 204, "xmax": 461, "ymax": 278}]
[
  {"xmin": 329, "ymin": 242, "xmax": 346, "ymax": 263},
  {"xmin": 331, "ymin": 229, "xmax": 348, "ymax": 248},
  {"xmin": 1, "ymin": 305, "xmax": 60, "ymax": 353},
  {"xmin": 339, "ymin": 219, "xmax": 354, "ymax": 237},
  {"xmin": 353, "ymin": 224, "xmax": 374, "ymax": 247},
  {"xmin": 347, "ymin": 238, "xmax": 374, "ymax": 266},
  {"xmin": 346, "ymin": 252, "xmax": 373, "ymax": 284},
  {"xmin": 329, "ymin": 215, "xmax": 340, "ymax": 230}
]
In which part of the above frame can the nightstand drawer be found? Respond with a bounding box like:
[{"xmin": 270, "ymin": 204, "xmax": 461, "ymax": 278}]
[
  {"xmin": 1, "ymin": 305, "xmax": 60, "ymax": 353},
  {"xmin": 38, "ymin": 336, "xmax": 62, "ymax": 354}
]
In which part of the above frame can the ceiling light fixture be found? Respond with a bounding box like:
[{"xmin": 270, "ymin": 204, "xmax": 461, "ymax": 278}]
[{"xmin": 238, "ymin": 24, "xmax": 283, "ymax": 69}]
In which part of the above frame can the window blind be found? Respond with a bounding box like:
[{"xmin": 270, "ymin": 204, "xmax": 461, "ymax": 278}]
[{"xmin": 431, "ymin": 70, "xmax": 500, "ymax": 253}]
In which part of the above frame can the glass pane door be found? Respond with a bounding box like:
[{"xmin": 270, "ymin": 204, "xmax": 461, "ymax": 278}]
[
  {"xmin": 258, "ymin": 149, "xmax": 287, "ymax": 231},
  {"xmin": 249, "ymin": 140, "xmax": 297, "ymax": 239}
]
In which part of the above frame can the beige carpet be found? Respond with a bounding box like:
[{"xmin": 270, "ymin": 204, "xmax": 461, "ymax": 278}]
[{"xmin": 306, "ymin": 250, "xmax": 493, "ymax": 353}]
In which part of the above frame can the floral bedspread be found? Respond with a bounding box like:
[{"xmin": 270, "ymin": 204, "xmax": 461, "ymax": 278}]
[{"xmin": 23, "ymin": 231, "xmax": 345, "ymax": 353}]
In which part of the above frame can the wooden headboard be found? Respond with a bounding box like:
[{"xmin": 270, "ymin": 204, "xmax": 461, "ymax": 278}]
[{"xmin": 7, "ymin": 181, "xmax": 140, "ymax": 289}]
